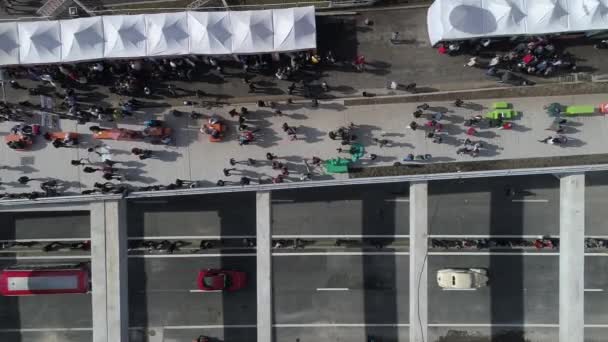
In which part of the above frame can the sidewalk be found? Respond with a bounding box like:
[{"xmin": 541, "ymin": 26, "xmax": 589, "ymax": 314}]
[{"xmin": 1, "ymin": 92, "xmax": 608, "ymax": 195}]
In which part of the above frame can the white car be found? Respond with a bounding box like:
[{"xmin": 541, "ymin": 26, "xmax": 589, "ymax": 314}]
[{"xmin": 436, "ymin": 268, "xmax": 489, "ymax": 289}]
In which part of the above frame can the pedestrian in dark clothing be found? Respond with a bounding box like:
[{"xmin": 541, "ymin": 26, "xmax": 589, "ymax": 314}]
[
  {"xmin": 266, "ymin": 152, "xmax": 276, "ymax": 161},
  {"xmin": 102, "ymin": 173, "xmax": 122, "ymax": 181},
  {"xmin": 248, "ymin": 83, "xmax": 256, "ymax": 93},
  {"xmin": 223, "ymin": 168, "xmax": 236, "ymax": 177},
  {"xmin": 83, "ymin": 166, "xmax": 99, "ymax": 173},
  {"xmin": 281, "ymin": 167, "xmax": 289, "ymax": 176},
  {"xmin": 216, "ymin": 180, "xmax": 225, "ymax": 186},
  {"xmin": 131, "ymin": 147, "xmax": 153, "ymax": 160},
  {"xmin": 18, "ymin": 176, "xmax": 32, "ymax": 184},
  {"xmin": 71, "ymin": 159, "xmax": 88, "ymax": 166},
  {"xmin": 240, "ymin": 177, "xmax": 250, "ymax": 186},
  {"xmin": 311, "ymin": 156, "xmax": 322, "ymax": 165},
  {"xmin": 288, "ymin": 83, "xmax": 296, "ymax": 95},
  {"xmin": 272, "ymin": 161, "xmax": 284, "ymax": 169}
]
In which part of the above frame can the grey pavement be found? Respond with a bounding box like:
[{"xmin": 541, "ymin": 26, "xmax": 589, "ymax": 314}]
[
  {"xmin": 5, "ymin": 93, "xmax": 608, "ymax": 195},
  {"xmin": 429, "ymin": 175, "xmax": 560, "ymax": 236},
  {"xmin": 272, "ymin": 183, "xmax": 409, "ymax": 236},
  {"xmin": 585, "ymin": 171, "xmax": 608, "ymax": 236},
  {"xmin": 0, "ymin": 210, "xmax": 90, "ymax": 240},
  {"xmin": 584, "ymin": 255, "xmax": 608, "ymax": 325},
  {"xmin": 272, "ymin": 254, "xmax": 409, "ymax": 325},
  {"xmin": 428, "ymin": 255, "xmax": 559, "ymax": 324},
  {"xmin": 128, "ymin": 256, "xmax": 257, "ymax": 327},
  {"xmin": 126, "ymin": 194, "xmax": 256, "ymax": 237}
]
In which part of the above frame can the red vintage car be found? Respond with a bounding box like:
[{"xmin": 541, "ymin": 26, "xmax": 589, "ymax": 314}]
[{"xmin": 197, "ymin": 269, "xmax": 246, "ymax": 291}]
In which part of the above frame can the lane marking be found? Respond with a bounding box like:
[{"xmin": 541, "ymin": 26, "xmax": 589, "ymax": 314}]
[
  {"xmin": 128, "ymin": 253, "xmax": 256, "ymax": 258},
  {"xmin": 585, "ymin": 253, "xmax": 608, "ymax": 256},
  {"xmin": 0, "ymin": 328, "xmax": 93, "ymax": 333},
  {"xmin": 273, "ymin": 235, "xmax": 409, "ymax": 239},
  {"xmin": 428, "ymin": 323, "xmax": 559, "ymax": 328},
  {"xmin": 511, "ymin": 199, "xmax": 549, "ymax": 203},
  {"xmin": 384, "ymin": 198, "xmax": 410, "ymax": 202},
  {"xmin": 130, "ymin": 325, "xmax": 257, "ymax": 330},
  {"xmin": 190, "ymin": 289, "xmax": 221, "ymax": 293},
  {"xmin": 274, "ymin": 323, "xmax": 410, "ymax": 328},
  {"xmin": 0, "ymin": 238, "xmax": 89, "ymax": 243},
  {"xmin": 128, "ymin": 235, "xmax": 255, "ymax": 240},
  {"xmin": 273, "ymin": 252, "xmax": 410, "ymax": 256},
  {"xmin": 316, "ymin": 288, "xmax": 349, "ymax": 291},
  {"xmin": 134, "ymin": 289, "xmax": 214, "ymax": 293},
  {"xmin": 585, "ymin": 289, "xmax": 604, "ymax": 292},
  {"xmin": 429, "ymin": 235, "xmax": 558, "ymax": 239},
  {"xmin": 428, "ymin": 252, "xmax": 558, "ymax": 256},
  {"xmin": 442, "ymin": 288, "xmax": 477, "ymax": 291},
  {"xmin": 0, "ymin": 255, "xmax": 90, "ymax": 260}
]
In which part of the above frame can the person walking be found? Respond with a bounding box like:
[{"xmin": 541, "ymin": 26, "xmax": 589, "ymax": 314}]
[{"xmin": 131, "ymin": 147, "xmax": 153, "ymax": 160}]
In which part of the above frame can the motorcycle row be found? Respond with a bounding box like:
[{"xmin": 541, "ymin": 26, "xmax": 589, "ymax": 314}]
[{"xmin": 430, "ymin": 238, "xmax": 559, "ymax": 250}]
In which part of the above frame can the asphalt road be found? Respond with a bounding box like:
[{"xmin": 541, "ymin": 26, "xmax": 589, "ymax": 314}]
[
  {"xmin": 428, "ymin": 254, "xmax": 559, "ymax": 325},
  {"xmin": 128, "ymin": 256, "xmax": 257, "ymax": 328},
  {"xmin": 0, "ymin": 211, "xmax": 90, "ymax": 240},
  {"xmin": 272, "ymin": 183, "xmax": 410, "ymax": 236},
  {"xmin": 585, "ymin": 171, "xmax": 608, "ymax": 236},
  {"xmin": 0, "ymin": 258, "xmax": 92, "ymax": 342},
  {"xmin": 126, "ymin": 194, "xmax": 257, "ymax": 237},
  {"xmin": 584, "ymin": 255, "xmax": 608, "ymax": 325},
  {"xmin": 429, "ymin": 175, "xmax": 560, "ymax": 236},
  {"xmin": 273, "ymin": 254, "xmax": 409, "ymax": 325}
]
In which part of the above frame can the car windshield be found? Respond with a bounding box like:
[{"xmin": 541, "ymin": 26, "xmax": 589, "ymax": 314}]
[{"xmin": 203, "ymin": 274, "xmax": 223, "ymax": 288}]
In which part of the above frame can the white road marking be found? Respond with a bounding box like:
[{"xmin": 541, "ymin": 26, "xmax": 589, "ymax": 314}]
[
  {"xmin": 384, "ymin": 198, "xmax": 410, "ymax": 202},
  {"xmin": 274, "ymin": 323, "xmax": 410, "ymax": 328},
  {"xmin": 127, "ymin": 235, "xmax": 255, "ymax": 240},
  {"xmin": 317, "ymin": 288, "xmax": 349, "ymax": 291},
  {"xmin": 273, "ymin": 252, "xmax": 409, "ymax": 256},
  {"xmin": 128, "ymin": 253, "xmax": 256, "ymax": 258},
  {"xmin": 428, "ymin": 252, "xmax": 558, "ymax": 256},
  {"xmin": 585, "ymin": 253, "xmax": 608, "ymax": 256},
  {"xmin": 511, "ymin": 199, "xmax": 549, "ymax": 203},
  {"xmin": 272, "ymin": 235, "xmax": 409, "ymax": 239},
  {"xmin": 585, "ymin": 289, "xmax": 604, "ymax": 292},
  {"xmin": 0, "ymin": 255, "xmax": 90, "ymax": 260},
  {"xmin": 442, "ymin": 288, "xmax": 477, "ymax": 291},
  {"xmin": 428, "ymin": 323, "xmax": 559, "ymax": 328},
  {"xmin": 0, "ymin": 328, "xmax": 93, "ymax": 333},
  {"xmin": 190, "ymin": 289, "xmax": 221, "ymax": 293},
  {"xmin": 429, "ymin": 235, "xmax": 558, "ymax": 239},
  {"xmin": 134, "ymin": 325, "xmax": 257, "ymax": 330},
  {"xmin": 0, "ymin": 238, "xmax": 88, "ymax": 243}
]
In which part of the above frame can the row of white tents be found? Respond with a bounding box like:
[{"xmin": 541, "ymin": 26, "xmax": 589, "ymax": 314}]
[
  {"xmin": 428, "ymin": 0, "xmax": 608, "ymax": 45},
  {"xmin": 0, "ymin": 7, "xmax": 317, "ymax": 66}
]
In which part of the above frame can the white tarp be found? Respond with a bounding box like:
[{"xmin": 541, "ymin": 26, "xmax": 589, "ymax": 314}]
[
  {"xmin": 61, "ymin": 17, "xmax": 104, "ymax": 62},
  {"xmin": 146, "ymin": 12, "xmax": 189, "ymax": 56},
  {"xmin": 18, "ymin": 21, "xmax": 61, "ymax": 64},
  {"xmin": 2, "ymin": 8, "xmax": 316, "ymax": 66},
  {"xmin": 188, "ymin": 11, "xmax": 232, "ymax": 55},
  {"xmin": 103, "ymin": 14, "xmax": 147, "ymax": 59},
  {"xmin": 231, "ymin": 10, "xmax": 274, "ymax": 54},
  {"xmin": 428, "ymin": 0, "xmax": 608, "ymax": 45},
  {"xmin": 273, "ymin": 7, "xmax": 317, "ymax": 52},
  {"xmin": 0, "ymin": 22, "xmax": 19, "ymax": 66}
]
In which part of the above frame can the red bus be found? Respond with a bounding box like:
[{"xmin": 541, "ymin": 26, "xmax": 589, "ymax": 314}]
[{"xmin": 0, "ymin": 264, "xmax": 90, "ymax": 296}]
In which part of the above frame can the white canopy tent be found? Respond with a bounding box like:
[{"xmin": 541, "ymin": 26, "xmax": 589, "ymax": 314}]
[
  {"xmin": 428, "ymin": 0, "xmax": 608, "ymax": 45},
  {"xmin": 231, "ymin": 10, "xmax": 274, "ymax": 54},
  {"xmin": 103, "ymin": 14, "xmax": 147, "ymax": 59},
  {"xmin": 145, "ymin": 12, "xmax": 190, "ymax": 56},
  {"xmin": 273, "ymin": 7, "xmax": 317, "ymax": 52},
  {"xmin": 1, "ymin": 7, "xmax": 316, "ymax": 66},
  {"xmin": 188, "ymin": 11, "xmax": 232, "ymax": 55},
  {"xmin": 61, "ymin": 17, "xmax": 105, "ymax": 62},
  {"xmin": 18, "ymin": 21, "xmax": 61, "ymax": 64},
  {"xmin": 0, "ymin": 22, "xmax": 19, "ymax": 66}
]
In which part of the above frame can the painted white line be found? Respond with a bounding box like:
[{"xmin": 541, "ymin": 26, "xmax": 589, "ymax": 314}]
[
  {"xmin": 584, "ymin": 325, "xmax": 608, "ymax": 328},
  {"xmin": 585, "ymin": 253, "xmax": 608, "ymax": 256},
  {"xmin": 429, "ymin": 235, "xmax": 558, "ymax": 239},
  {"xmin": 0, "ymin": 328, "xmax": 93, "ymax": 333},
  {"xmin": 585, "ymin": 289, "xmax": 604, "ymax": 292},
  {"xmin": 189, "ymin": 289, "xmax": 221, "ymax": 293},
  {"xmin": 128, "ymin": 253, "xmax": 256, "ymax": 258},
  {"xmin": 384, "ymin": 198, "xmax": 410, "ymax": 202},
  {"xmin": 428, "ymin": 323, "xmax": 559, "ymax": 328},
  {"xmin": 132, "ymin": 325, "xmax": 257, "ymax": 330},
  {"xmin": 0, "ymin": 238, "xmax": 89, "ymax": 243},
  {"xmin": 511, "ymin": 199, "xmax": 549, "ymax": 203},
  {"xmin": 0, "ymin": 255, "xmax": 90, "ymax": 260},
  {"xmin": 442, "ymin": 288, "xmax": 477, "ymax": 291},
  {"xmin": 273, "ymin": 252, "xmax": 410, "ymax": 256},
  {"xmin": 317, "ymin": 288, "xmax": 349, "ymax": 291},
  {"xmin": 428, "ymin": 252, "xmax": 558, "ymax": 256},
  {"xmin": 274, "ymin": 323, "xmax": 410, "ymax": 328},
  {"xmin": 272, "ymin": 235, "xmax": 409, "ymax": 239},
  {"xmin": 127, "ymin": 235, "xmax": 255, "ymax": 240}
]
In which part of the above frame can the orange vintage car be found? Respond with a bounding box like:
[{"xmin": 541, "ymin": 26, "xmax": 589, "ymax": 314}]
[
  {"xmin": 200, "ymin": 116, "xmax": 226, "ymax": 142},
  {"xmin": 5, "ymin": 134, "xmax": 33, "ymax": 151}
]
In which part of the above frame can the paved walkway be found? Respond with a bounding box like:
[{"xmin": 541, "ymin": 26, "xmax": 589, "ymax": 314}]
[{"xmin": 1, "ymin": 92, "xmax": 608, "ymax": 194}]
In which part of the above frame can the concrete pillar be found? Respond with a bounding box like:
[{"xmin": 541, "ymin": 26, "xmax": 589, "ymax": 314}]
[
  {"xmin": 409, "ymin": 181, "xmax": 428, "ymax": 342},
  {"xmin": 256, "ymin": 191, "xmax": 273, "ymax": 342},
  {"xmin": 559, "ymin": 174, "xmax": 585, "ymax": 342},
  {"xmin": 91, "ymin": 200, "xmax": 129, "ymax": 342}
]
